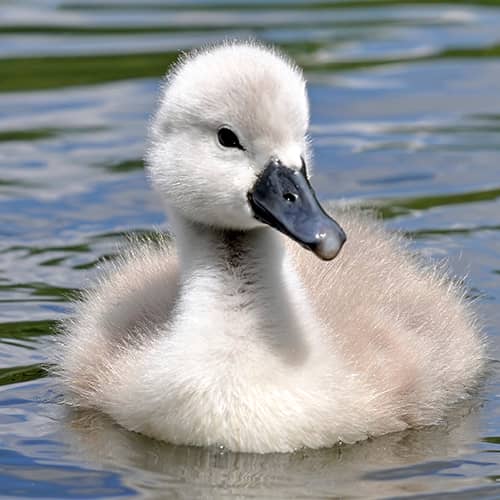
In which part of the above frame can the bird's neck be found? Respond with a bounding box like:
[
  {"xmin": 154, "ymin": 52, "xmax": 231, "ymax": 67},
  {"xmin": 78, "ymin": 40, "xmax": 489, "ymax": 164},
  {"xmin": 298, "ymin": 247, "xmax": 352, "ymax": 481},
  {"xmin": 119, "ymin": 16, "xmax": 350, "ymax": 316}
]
[
  {"xmin": 171, "ymin": 213, "xmax": 286, "ymax": 302},
  {"xmin": 169, "ymin": 213, "xmax": 317, "ymax": 363}
]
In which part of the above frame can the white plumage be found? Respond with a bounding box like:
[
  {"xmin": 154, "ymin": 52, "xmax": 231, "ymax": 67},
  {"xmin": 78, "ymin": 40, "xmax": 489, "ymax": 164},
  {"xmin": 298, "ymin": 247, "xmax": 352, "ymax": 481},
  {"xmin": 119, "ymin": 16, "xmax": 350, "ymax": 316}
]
[{"xmin": 56, "ymin": 41, "xmax": 486, "ymax": 453}]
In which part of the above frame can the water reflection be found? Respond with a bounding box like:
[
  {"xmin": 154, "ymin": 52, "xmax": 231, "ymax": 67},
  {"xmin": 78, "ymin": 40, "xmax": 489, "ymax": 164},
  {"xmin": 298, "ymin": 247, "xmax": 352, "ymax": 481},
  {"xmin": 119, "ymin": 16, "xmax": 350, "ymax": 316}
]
[{"xmin": 59, "ymin": 401, "xmax": 486, "ymax": 498}]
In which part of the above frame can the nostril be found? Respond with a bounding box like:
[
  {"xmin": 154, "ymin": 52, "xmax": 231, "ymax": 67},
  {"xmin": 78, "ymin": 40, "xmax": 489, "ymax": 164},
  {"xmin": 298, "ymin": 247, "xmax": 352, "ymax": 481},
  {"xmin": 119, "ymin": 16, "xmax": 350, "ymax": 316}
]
[{"xmin": 283, "ymin": 192, "xmax": 298, "ymax": 203}]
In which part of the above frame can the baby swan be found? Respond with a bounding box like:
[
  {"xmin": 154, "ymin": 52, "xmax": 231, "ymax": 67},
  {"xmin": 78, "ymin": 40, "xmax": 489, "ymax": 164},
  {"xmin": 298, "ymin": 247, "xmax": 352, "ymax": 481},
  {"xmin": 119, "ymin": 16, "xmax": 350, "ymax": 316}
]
[{"xmin": 57, "ymin": 42, "xmax": 485, "ymax": 453}]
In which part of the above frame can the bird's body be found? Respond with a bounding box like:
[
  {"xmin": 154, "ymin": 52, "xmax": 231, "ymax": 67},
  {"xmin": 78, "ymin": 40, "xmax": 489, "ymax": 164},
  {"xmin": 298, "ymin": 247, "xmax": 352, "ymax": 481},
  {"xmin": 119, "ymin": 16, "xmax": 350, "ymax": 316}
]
[{"xmin": 57, "ymin": 42, "xmax": 485, "ymax": 453}]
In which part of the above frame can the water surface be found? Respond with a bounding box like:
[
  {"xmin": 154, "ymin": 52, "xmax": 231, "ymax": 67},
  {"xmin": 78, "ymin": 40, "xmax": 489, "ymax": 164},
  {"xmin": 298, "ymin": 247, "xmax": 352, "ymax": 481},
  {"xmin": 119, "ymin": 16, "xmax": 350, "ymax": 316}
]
[{"xmin": 1, "ymin": 0, "xmax": 500, "ymax": 498}]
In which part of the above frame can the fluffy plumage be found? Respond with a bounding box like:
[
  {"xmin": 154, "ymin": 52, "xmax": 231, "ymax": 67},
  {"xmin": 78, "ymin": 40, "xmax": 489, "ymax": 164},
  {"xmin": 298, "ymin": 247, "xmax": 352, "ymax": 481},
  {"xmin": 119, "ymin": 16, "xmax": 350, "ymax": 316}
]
[{"xmin": 56, "ymin": 41, "xmax": 486, "ymax": 453}]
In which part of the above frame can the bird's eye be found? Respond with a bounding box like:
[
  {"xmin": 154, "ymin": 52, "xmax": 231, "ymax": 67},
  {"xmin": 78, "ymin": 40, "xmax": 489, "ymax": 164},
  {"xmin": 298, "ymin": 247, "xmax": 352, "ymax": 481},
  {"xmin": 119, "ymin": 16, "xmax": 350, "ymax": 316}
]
[{"xmin": 217, "ymin": 127, "xmax": 245, "ymax": 150}]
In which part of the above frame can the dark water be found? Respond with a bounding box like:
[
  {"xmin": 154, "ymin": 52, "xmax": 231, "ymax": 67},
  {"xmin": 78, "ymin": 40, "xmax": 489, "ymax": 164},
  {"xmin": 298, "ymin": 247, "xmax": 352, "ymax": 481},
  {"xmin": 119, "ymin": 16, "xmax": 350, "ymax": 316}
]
[{"xmin": 1, "ymin": 0, "xmax": 500, "ymax": 498}]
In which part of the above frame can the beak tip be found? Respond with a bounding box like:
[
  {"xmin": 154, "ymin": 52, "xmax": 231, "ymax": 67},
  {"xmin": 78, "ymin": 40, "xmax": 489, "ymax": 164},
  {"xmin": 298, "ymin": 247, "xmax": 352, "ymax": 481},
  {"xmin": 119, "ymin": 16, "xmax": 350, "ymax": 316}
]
[{"xmin": 313, "ymin": 228, "xmax": 346, "ymax": 261}]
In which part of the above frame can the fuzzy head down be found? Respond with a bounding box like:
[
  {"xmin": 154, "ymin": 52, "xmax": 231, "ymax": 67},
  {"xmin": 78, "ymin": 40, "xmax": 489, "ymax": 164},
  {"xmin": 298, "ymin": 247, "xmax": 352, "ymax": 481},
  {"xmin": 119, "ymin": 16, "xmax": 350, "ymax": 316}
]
[{"xmin": 147, "ymin": 41, "xmax": 310, "ymax": 230}]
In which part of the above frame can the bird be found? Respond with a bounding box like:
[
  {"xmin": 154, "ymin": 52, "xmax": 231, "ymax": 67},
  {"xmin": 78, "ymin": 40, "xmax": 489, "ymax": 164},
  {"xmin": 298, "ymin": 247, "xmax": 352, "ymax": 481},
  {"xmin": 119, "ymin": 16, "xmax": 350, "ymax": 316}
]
[{"xmin": 55, "ymin": 41, "xmax": 486, "ymax": 454}]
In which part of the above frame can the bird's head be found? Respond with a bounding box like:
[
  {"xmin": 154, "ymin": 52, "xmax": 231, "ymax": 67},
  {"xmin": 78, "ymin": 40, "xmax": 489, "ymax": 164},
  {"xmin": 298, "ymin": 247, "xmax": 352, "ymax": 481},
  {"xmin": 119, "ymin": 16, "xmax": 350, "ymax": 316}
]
[{"xmin": 147, "ymin": 42, "xmax": 345, "ymax": 260}]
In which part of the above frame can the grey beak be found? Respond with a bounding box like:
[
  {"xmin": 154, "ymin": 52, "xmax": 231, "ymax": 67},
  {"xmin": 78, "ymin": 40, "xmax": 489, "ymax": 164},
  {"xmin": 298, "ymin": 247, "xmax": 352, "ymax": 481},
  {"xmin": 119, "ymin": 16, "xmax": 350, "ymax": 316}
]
[{"xmin": 248, "ymin": 159, "xmax": 346, "ymax": 261}]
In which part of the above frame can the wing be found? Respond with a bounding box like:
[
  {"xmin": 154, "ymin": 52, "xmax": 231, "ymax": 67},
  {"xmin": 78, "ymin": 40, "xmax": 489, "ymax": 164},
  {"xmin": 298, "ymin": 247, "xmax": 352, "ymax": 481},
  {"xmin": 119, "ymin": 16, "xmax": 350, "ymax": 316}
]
[
  {"xmin": 54, "ymin": 233, "xmax": 179, "ymax": 406},
  {"xmin": 285, "ymin": 205, "xmax": 485, "ymax": 423}
]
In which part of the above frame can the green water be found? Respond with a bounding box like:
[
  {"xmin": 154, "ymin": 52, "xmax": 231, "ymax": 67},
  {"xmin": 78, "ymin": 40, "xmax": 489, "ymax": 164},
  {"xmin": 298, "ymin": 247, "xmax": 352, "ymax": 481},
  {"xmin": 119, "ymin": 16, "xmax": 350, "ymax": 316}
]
[{"xmin": 0, "ymin": 0, "xmax": 499, "ymax": 498}]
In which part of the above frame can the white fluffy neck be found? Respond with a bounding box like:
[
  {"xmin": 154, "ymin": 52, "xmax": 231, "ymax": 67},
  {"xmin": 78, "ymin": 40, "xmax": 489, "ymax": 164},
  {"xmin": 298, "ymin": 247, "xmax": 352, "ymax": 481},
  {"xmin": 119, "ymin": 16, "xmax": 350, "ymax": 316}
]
[
  {"xmin": 168, "ymin": 211, "xmax": 316, "ymax": 364},
  {"xmin": 171, "ymin": 213, "xmax": 281, "ymax": 282}
]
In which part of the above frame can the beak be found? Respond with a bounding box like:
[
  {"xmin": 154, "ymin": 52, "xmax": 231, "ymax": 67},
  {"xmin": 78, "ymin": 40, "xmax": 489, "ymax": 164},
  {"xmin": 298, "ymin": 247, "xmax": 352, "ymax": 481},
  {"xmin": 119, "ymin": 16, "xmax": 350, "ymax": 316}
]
[{"xmin": 248, "ymin": 159, "xmax": 346, "ymax": 261}]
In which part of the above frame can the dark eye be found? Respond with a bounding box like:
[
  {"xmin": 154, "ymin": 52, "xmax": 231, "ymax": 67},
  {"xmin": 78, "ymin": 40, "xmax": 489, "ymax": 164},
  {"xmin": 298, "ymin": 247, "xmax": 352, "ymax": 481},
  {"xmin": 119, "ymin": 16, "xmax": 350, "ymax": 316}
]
[{"xmin": 217, "ymin": 127, "xmax": 245, "ymax": 150}]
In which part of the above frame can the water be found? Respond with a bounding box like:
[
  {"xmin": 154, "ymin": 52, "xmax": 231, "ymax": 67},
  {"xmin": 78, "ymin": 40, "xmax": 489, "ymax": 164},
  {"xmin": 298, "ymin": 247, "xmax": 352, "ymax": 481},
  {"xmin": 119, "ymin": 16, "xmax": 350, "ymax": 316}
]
[{"xmin": 1, "ymin": 0, "xmax": 500, "ymax": 497}]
